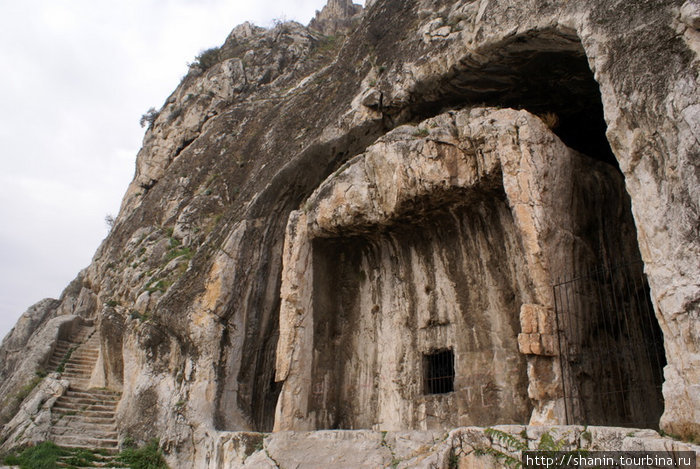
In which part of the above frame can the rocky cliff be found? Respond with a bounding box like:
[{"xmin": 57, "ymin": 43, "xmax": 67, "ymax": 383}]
[{"xmin": 1, "ymin": 0, "xmax": 699, "ymax": 467}]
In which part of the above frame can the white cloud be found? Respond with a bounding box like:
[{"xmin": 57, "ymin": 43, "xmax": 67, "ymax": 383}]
[{"xmin": 0, "ymin": 0, "xmax": 344, "ymax": 340}]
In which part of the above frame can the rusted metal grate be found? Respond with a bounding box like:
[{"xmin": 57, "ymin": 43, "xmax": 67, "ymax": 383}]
[
  {"xmin": 553, "ymin": 261, "xmax": 665, "ymax": 429},
  {"xmin": 423, "ymin": 349, "xmax": 455, "ymax": 395}
]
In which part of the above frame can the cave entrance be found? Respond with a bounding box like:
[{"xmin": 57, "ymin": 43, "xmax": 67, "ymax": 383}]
[
  {"xmin": 410, "ymin": 28, "xmax": 618, "ymax": 168},
  {"xmin": 410, "ymin": 27, "xmax": 667, "ymax": 428},
  {"xmin": 554, "ymin": 262, "xmax": 666, "ymax": 429},
  {"xmin": 309, "ymin": 195, "xmax": 532, "ymax": 431}
]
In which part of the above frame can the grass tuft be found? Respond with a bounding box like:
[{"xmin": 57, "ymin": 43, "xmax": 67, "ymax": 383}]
[{"xmin": 116, "ymin": 439, "xmax": 169, "ymax": 469}]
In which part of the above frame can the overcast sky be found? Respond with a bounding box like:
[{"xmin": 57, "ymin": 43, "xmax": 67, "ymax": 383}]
[{"xmin": 0, "ymin": 0, "xmax": 346, "ymax": 341}]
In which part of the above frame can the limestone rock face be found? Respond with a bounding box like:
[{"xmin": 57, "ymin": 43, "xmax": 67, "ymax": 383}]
[
  {"xmin": 275, "ymin": 107, "xmax": 648, "ymax": 431},
  {"xmin": 0, "ymin": 298, "xmax": 59, "ymax": 387},
  {"xmin": 309, "ymin": 0, "xmax": 363, "ymax": 35},
  {"xmin": 195, "ymin": 426, "xmax": 700, "ymax": 469},
  {"xmin": 0, "ymin": 0, "xmax": 698, "ymax": 465},
  {"xmin": 0, "ymin": 314, "xmax": 85, "ymax": 426}
]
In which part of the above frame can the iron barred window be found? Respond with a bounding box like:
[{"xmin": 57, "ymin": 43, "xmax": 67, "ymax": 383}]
[{"xmin": 423, "ymin": 349, "xmax": 455, "ymax": 395}]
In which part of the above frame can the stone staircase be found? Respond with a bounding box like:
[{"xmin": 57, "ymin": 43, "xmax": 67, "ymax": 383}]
[{"xmin": 47, "ymin": 328, "xmax": 122, "ymax": 457}]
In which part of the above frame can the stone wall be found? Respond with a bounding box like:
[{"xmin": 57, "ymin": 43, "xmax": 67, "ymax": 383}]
[
  {"xmin": 275, "ymin": 107, "xmax": 657, "ymax": 431},
  {"xmin": 192, "ymin": 426, "xmax": 700, "ymax": 469}
]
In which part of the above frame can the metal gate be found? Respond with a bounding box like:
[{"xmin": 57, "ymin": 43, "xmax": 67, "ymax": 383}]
[{"xmin": 553, "ymin": 261, "xmax": 665, "ymax": 428}]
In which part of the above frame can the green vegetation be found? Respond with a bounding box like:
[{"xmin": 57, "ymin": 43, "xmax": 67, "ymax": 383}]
[
  {"xmin": 140, "ymin": 108, "xmax": 159, "ymax": 128},
  {"xmin": 13, "ymin": 376, "xmax": 43, "ymax": 405},
  {"xmin": 106, "ymin": 299, "xmax": 120, "ymax": 307},
  {"xmin": 315, "ymin": 35, "xmax": 342, "ymax": 55},
  {"xmin": 191, "ymin": 47, "xmax": 221, "ymax": 71},
  {"xmin": 62, "ymin": 448, "xmax": 101, "ymax": 467},
  {"xmin": 413, "ymin": 128, "xmax": 430, "ymax": 137},
  {"xmin": 165, "ymin": 247, "xmax": 193, "ymax": 262},
  {"xmin": 2, "ymin": 441, "xmax": 69, "ymax": 469},
  {"xmin": 448, "ymin": 447, "xmax": 459, "ymax": 468},
  {"xmin": 116, "ymin": 439, "xmax": 169, "ymax": 469},
  {"xmin": 164, "ymin": 236, "xmax": 193, "ymax": 262},
  {"xmin": 474, "ymin": 428, "xmax": 589, "ymax": 469},
  {"xmin": 130, "ymin": 310, "xmax": 151, "ymax": 322},
  {"xmin": 122, "ymin": 436, "xmax": 136, "ymax": 449},
  {"xmin": 659, "ymin": 429, "xmax": 700, "ymax": 445},
  {"xmin": 144, "ymin": 279, "xmax": 172, "ymax": 294},
  {"xmin": 2, "ymin": 440, "xmax": 168, "ymax": 469},
  {"xmin": 56, "ymin": 346, "xmax": 76, "ymax": 373}
]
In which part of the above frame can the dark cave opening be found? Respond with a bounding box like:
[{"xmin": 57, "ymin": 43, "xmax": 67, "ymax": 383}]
[
  {"xmin": 408, "ymin": 29, "xmax": 619, "ymax": 168},
  {"xmin": 398, "ymin": 28, "xmax": 665, "ymax": 427},
  {"xmin": 423, "ymin": 349, "xmax": 455, "ymax": 395},
  {"xmin": 239, "ymin": 28, "xmax": 667, "ymax": 432}
]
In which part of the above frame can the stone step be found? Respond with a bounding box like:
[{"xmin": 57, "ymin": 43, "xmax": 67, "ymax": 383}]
[
  {"xmin": 73, "ymin": 352, "xmax": 98, "ymax": 358},
  {"xmin": 51, "ymin": 349, "xmax": 75, "ymax": 359},
  {"xmin": 70, "ymin": 350, "xmax": 100, "ymax": 361},
  {"xmin": 54, "ymin": 401, "xmax": 117, "ymax": 413},
  {"xmin": 54, "ymin": 414, "xmax": 116, "ymax": 425},
  {"xmin": 53, "ymin": 407, "xmax": 116, "ymax": 418},
  {"xmin": 66, "ymin": 355, "xmax": 98, "ymax": 362},
  {"xmin": 56, "ymin": 396, "xmax": 118, "ymax": 407},
  {"xmin": 52, "ymin": 427, "xmax": 118, "ymax": 439},
  {"xmin": 51, "ymin": 417, "xmax": 117, "ymax": 429},
  {"xmin": 64, "ymin": 361, "xmax": 96, "ymax": 367},
  {"xmin": 61, "ymin": 369, "xmax": 92, "ymax": 375},
  {"xmin": 53, "ymin": 343, "xmax": 79, "ymax": 350},
  {"xmin": 50, "ymin": 349, "xmax": 97, "ymax": 359},
  {"xmin": 53, "ymin": 406, "xmax": 116, "ymax": 415},
  {"xmin": 51, "ymin": 436, "xmax": 119, "ymax": 451},
  {"xmin": 63, "ymin": 365, "xmax": 95, "ymax": 373},
  {"xmin": 57, "ymin": 460, "xmax": 120, "ymax": 469},
  {"xmin": 56, "ymin": 459, "xmax": 120, "ymax": 469},
  {"xmin": 70, "ymin": 385, "xmax": 100, "ymax": 392},
  {"xmin": 61, "ymin": 366, "xmax": 93, "ymax": 372},
  {"xmin": 61, "ymin": 373, "xmax": 92, "ymax": 380},
  {"xmin": 65, "ymin": 389, "xmax": 121, "ymax": 399},
  {"xmin": 53, "ymin": 400, "xmax": 116, "ymax": 411},
  {"xmin": 64, "ymin": 357, "xmax": 97, "ymax": 364},
  {"xmin": 68, "ymin": 346, "xmax": 98, "ymax": 352},
  {"xmin": 66, "ymin": 349, "xmax": 99, "ymax": 356},
  {"xmin": 51, "ymin": 428, "xmax": 118, "ymax": 441}
]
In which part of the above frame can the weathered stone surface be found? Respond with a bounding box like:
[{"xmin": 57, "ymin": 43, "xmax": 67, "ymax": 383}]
[
  {"xmin": 0, "ymin": 314, "xmax": 84, "ymax": 427},
  {"xmin": 191, "ymin": 426, "xmax": 700, "ymax": 469},
  {"xmin": 309, "ymin": 0, "xmax": 363, "ymax": 35},
  {"xmin": 0, "ymin": 298, "xmax": 59, "ymax": 387},
  {"xmin": 276, "ymin": 107, "xmax": 649, "ymax": 431},
  {"xmin": 0, "ymin": 0, "xmax": 698, "ymax": 464},
  {"xmin": 0, "ymin": 375, "xmax": 69, "ymax": 449}
]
